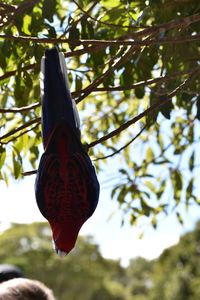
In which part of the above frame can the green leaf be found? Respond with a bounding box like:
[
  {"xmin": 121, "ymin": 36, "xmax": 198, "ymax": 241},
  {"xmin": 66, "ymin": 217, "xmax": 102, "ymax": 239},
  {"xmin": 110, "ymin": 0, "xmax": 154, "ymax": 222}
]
[
  {"xmin": 23, "ymin": 71, "xmax": 33, "ymax": 89},
  {"xmin": 160, "ymin": 96, "xmax": 173, "ymax": 119},
  {"xmin": 171, "ymin": 170, "xmax": 182, "ymax": 205},
  {"xmin": 75, "ymin": 75, "xmax": 82, "ymax": 91},
  {"xmin": 12, "ymin": 152, "xmax": 22, "ymax": 179},
  {"xmin": 42, "ymin": 0, "xmax": 56, "ymax": 22},
  {"xmin": 135, "ymin": 87, "xmax": 145, "ymax": 99},
  {"xmin": 68, "ymin": 27, "xmax": 80, "ymax": 50},
  {"xmin": 189, "ymin": 151, "xmax": 195, "ymax": 171},
  {"xmin": 117, "ymin": 186, "xmax": 127, "ymax": 204},
  {"xmin": 186, "ymin": 178, "xmax": 193, "ymax": 209},
  {"xmin": 22, "ymin": 15, "xmax": 32, "ymax": 35},
  {"xmin": 141, "ymin": 199, "xmax": 152, "ymax": 216},
  {"xmin": 146, "ymin": 147, "xmax": 154, "ymax": 161},
  {"xmin": 151, "ymin": 215, "xmax": 157, "ymax": 229},
  {"xmin": 111, "ymin": 186, "xmax": 119, "ymax": 198},
  {"xmin": 176, "ymin": 212, "xmax": 183, "ymax": 225},
  {"xmin": 145, "ymin": 181, "xmax": 156, "ymax": 193},
  {"xmin": 101, "ymin": 0, "xmax": 121, "ymax": 8},
  {"xmin": 0, "ymin": 150, "xmax": 6, "ymax": 169}
]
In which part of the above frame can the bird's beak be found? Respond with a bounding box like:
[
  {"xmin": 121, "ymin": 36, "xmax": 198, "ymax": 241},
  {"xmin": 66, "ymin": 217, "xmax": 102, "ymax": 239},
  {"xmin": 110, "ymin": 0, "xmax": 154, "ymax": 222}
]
[
  {"xmin": 56, "ymin": 248, "xmax": 69, "ymax": 258},
  {"xmin": 52, "ymin": 239, "xmax": 69, "ymax": 258}
]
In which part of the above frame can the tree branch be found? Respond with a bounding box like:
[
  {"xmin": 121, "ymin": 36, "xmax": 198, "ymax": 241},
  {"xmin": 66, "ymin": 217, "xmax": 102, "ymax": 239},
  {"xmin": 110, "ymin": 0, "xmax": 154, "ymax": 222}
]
[
  {"xmin": 121, "ymin": 13, "xmax": 200, "ymax": 40},
  {"xmin": 1, "ymin": 67, "xmax": 197, "ymax": 114},
  {"xmin": 0, "ymin": 3, "xmax": 16, "ymax": 12},
  {"xmin": 22, "ymin": 170, "xmax": 37, "ymax": 176},
  {"xmin": 0, "ymin": 63, "xmax": 37, "ymax": 82},
  {"xmin": 0, "ymin": 102, "xmax": 40, "ymax": 113},
  {"xmin": 1, "ymin": 33, "xmax": 200, "ymax": 46},
  {"xmin": 94, "ymin": 67, "xmax": 199, "ymax": 92},
  {"xmin": 21, "ymin": 70, "xmax": 199, "ymax": 176},
  {"xmin": 0, "ymin": 122, "xmax": 40, "ymax": 145},
  {"xmin": 75, "ymin": 32, "xmax": 161, "ymax": 102},
  {"xmin": 88, "ymin": 69, "xmax": 199, "ymax": 148},
  {"xmin": 75, "ymin": 45, "xmax": 134, "ymax": 103},
  {"xmin": 94, "ymin": 122, "xmax": 148, "ymax": 161},
  {"xmin": 0, "ymin": 117, "xmax": 41, "ymax": 141}
]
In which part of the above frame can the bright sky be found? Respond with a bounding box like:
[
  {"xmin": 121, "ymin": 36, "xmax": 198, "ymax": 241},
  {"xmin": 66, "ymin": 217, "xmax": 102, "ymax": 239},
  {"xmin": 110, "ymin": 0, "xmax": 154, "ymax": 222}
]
[{"xmin": 0, "ymin": 173, "xmax": 200, "ymax": 267}]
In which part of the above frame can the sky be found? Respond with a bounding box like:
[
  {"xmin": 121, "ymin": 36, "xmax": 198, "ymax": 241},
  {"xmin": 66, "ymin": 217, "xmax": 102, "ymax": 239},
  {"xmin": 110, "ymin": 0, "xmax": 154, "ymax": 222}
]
[{"xmin": 0, "ymin": 172, "xmax": 200, "ymax": 267}]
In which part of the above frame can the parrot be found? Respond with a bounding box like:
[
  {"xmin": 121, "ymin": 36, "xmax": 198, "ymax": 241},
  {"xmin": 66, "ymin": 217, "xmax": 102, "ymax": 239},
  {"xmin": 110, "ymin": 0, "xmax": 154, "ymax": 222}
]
[{"xmin": 35, "ymin": 47, "xmax": 100, "ymax": 257}]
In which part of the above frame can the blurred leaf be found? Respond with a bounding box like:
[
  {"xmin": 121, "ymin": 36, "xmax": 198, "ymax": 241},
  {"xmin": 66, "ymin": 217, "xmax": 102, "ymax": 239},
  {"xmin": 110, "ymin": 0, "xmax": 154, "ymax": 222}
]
[
  {"xmin": 189, "ymin": 151, "xmax": 195, "ymax": 171},
  {"xmin": 176, "ymin": 212, "xmax": 183, "ymax": 225},
  {"xmin": 146, "ymin": 147, "xmax": 154, "ymax": 162},
  {"xmin": 0, "ymin": 150, "xmax": 6, "ymax": 170},
  {"xmin": 160, "ymin": 96, "xmax": 173, "ymax": 119}
]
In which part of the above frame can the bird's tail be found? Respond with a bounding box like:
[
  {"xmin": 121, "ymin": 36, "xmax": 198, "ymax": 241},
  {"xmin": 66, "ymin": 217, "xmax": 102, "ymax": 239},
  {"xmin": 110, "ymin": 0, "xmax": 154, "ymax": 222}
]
[{"xmin": 40, "ymin": 47, "xmax": 80, "ymax": 148}]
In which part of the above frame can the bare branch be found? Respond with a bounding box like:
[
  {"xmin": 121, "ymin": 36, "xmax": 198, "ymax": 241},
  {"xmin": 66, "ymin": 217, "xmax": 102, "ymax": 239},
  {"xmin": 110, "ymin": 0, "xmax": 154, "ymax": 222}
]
[
  {"xmin": 88, "ymin": 69, "xmax": 199, "ymax": 148},
  {"xmin": 0, "ymin": 102, "xmax": 40, "ymax": 113},
  {"xmin": 22, "ymin": 170, "xmax": 37, "ymax": 176}
]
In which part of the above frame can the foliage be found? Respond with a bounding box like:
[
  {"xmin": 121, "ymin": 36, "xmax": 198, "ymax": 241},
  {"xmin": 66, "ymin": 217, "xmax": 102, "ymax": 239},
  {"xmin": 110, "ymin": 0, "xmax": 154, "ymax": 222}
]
[
  {"xmin": 0, "ymin": 0, "xmax": 200, "ymax": 227},
  {"xmin": 1, "ymin": 221, "xmax": 200, "ymax": 299},
  {"xmin": 149, "ymin": 220, "xmax": 200, "ymax": 300},
  {"xmin": 0, "ymin": 222, "xmax": 126, "ymax": 300}
]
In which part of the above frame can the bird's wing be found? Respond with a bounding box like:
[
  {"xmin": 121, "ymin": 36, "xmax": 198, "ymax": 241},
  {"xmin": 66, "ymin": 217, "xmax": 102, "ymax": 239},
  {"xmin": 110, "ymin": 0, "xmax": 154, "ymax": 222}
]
[{"xmin": 35, "ymin": 151, "xmax": 95, "ymax": 223}]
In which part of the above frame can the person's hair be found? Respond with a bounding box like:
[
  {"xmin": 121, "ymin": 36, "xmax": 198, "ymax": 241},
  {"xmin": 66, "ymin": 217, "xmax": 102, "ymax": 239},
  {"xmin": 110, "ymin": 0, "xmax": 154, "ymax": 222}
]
[
  {"xmin": 0, "ymin": 278, "xmax": 56, "ymax": 300},
  {"xmin": 0, "ymin": 264, "xmax": 23, "ymax": 283}
]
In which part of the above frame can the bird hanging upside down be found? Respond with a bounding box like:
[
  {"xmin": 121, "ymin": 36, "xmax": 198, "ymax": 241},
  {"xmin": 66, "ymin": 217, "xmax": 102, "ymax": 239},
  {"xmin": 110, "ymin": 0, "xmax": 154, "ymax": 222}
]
[{"xmin": 35, "ymin": 47, "xmax": 100, "ymax": 257}]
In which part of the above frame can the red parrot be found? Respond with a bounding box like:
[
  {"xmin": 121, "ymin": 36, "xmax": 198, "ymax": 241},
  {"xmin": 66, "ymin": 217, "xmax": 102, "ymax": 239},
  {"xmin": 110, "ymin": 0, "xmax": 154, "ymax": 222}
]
[{"xmin": 35, "ymin": 47, "xmax": 100, "ymax": 257}]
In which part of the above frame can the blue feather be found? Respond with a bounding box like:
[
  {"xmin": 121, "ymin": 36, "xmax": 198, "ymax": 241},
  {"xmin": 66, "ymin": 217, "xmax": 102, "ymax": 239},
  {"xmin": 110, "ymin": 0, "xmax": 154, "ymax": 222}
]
[{"xmin": 40, "ymin": 47, "xmax": 80, "ymax": 148}]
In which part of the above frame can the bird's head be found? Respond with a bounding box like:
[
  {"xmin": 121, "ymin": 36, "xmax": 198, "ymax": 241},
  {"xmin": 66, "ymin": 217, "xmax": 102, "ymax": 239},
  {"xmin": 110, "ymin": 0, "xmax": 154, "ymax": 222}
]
[{"xmin": 50, "ymin": 221, "xmax": 81, "ymax": 258}]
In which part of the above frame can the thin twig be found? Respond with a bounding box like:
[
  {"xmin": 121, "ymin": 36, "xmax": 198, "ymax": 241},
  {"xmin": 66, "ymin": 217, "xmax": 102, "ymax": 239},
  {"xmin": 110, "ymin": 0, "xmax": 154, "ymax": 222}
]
[
  {"xmin": 88, "ymin": 70, "xmax": 199, "ymax": 148},
  {"xmin": 0, "ymin": 102, "xmax": 40, "ymax": 113},
  {"xmin": 22, "ymin": 170, "xmax": 37, "ymax": 176},
  {"xmin": 94, "ymin": 122, "xmax": 149, "ymax": 160},
  {"xmin": 75, "ymin": 45, "xmax": 133, "ymax": 103},
  {"xmin": 94, "ymin": 67, "xmax": 199, "ymax": 92},
  {"xmin": 0, "ymin": 122, "xmax": 40, "ymax": 145},
  {"xmin": 0, "ymin": 63, "xmax": 37, "ymax": 82},
  {"xmin": 0, "ymin": 117, "xmax": 41, "ymax": 141},
  {"xmin": 120, "ymin": 13, "xmax": 200, "ymax": 40}
]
